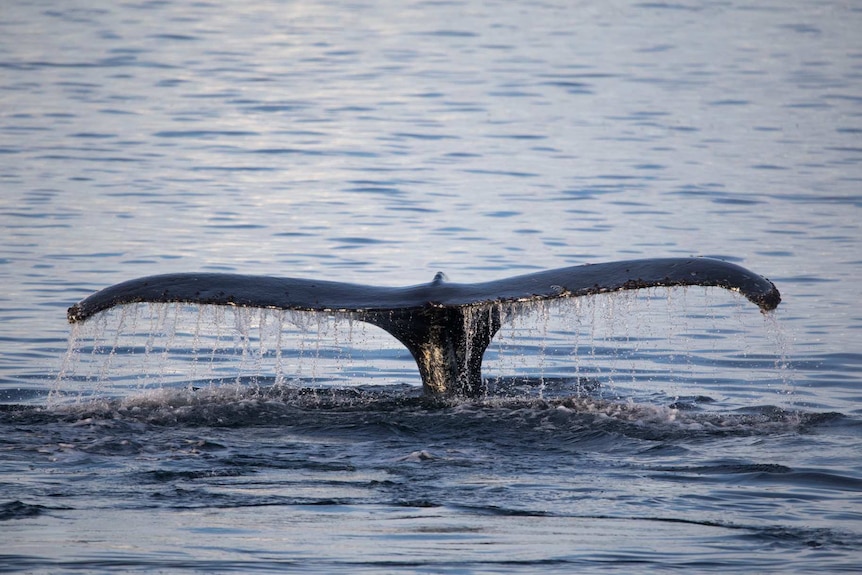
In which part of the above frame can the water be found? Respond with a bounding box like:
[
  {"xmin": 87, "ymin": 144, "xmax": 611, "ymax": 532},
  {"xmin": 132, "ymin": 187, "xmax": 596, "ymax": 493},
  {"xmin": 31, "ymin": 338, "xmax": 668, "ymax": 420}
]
[{"xmin": 2, "ymin": 0, "xmax": 861, "ymax": 572}]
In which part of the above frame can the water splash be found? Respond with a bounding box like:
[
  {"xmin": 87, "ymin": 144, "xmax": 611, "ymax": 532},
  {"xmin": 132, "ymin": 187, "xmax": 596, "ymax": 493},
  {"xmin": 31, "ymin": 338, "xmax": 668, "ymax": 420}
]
[
  {"xmin": 35, "ymin": 384, "xmax": 837, "ymax": 441},
  {"xmin": 52, "ymin": 288, "xmax": 793, "ymax": 411}
]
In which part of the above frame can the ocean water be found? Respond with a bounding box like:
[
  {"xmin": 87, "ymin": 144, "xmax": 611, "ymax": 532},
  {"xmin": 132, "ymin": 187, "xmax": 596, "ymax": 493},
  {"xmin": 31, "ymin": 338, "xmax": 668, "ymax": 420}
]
[{"xmin": 1, "ymin": 0, "xmax": 861, "ymax": 572}]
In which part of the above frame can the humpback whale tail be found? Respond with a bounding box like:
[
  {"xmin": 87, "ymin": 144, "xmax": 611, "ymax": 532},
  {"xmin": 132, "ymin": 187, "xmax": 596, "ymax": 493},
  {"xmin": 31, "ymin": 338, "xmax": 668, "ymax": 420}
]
[{"xmin": 67, "ymin": 258, "xmax": 780, "ymax": 397}]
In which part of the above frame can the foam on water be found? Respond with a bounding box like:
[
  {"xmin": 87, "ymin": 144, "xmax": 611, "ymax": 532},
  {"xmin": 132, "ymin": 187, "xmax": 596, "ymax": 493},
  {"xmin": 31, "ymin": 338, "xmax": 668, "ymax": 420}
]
[{"xmin": 12, "ymin": 380, "xmax": 842, "ymax": 443}]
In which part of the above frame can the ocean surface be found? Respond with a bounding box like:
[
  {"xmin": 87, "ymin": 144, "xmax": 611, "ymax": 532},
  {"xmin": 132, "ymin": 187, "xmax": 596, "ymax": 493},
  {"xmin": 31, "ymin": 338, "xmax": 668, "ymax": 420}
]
[{"xmin": 1, "ymin": 0, "xmax": 861, "ymax": 572}]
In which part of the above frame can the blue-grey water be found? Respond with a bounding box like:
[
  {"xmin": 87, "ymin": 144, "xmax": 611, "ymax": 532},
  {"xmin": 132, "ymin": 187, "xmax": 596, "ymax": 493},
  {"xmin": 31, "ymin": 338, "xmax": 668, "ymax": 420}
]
[{"xmin": 1, "ymin": 0, "xmax": 861, "ymax": 573}]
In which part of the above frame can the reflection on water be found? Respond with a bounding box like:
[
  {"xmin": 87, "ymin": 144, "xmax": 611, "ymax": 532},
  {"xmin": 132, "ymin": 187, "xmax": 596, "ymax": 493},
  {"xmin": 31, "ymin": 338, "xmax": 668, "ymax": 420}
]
[{"xmin": 1, "ymin": 0, "xmax": 861, "ymax": 572}]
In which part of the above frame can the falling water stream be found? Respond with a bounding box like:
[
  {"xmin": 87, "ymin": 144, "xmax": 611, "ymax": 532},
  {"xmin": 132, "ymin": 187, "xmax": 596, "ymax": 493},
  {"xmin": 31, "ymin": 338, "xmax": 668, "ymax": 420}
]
[{"xmin": 53, "ymin": 287, "xmax": 792, "ymax": 411}]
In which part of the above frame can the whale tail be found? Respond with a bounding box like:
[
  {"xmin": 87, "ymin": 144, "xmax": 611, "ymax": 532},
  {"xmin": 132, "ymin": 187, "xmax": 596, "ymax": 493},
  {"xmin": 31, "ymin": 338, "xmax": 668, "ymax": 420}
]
[{"xmin": 67, "ymin": 258, "xmax": 780, "ymax": 396}]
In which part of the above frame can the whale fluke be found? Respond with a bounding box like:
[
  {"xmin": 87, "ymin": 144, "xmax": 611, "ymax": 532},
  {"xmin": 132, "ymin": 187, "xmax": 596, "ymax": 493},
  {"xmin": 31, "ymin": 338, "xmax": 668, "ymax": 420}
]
[{"xmin": 67, "ymin": 257, "xmax": 780, "ymax": 396}]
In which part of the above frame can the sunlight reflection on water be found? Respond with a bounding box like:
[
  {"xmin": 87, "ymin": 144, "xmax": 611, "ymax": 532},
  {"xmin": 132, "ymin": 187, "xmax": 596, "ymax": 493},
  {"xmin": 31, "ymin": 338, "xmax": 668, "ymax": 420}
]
[{"xmin": 1, "ymin": 0, "xmax": 861, "ymax": 572}]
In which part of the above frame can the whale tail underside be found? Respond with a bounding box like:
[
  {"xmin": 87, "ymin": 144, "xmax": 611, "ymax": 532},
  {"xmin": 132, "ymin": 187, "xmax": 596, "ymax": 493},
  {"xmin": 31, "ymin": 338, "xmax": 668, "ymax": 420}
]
[{"xmin": 67, "ymin": 257, "xmax": 781, "ymax": 396}]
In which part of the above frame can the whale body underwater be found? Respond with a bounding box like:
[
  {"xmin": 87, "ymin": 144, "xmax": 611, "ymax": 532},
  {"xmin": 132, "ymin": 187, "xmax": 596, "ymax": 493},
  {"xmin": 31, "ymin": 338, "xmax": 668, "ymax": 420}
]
[{"xmin": 67, "ymin": 257, "xmax": 781, "ymax": 397}]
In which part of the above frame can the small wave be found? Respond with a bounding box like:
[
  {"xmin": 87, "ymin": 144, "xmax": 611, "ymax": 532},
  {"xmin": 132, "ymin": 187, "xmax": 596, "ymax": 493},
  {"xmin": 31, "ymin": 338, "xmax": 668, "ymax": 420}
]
[
  {"xmin": 650, "ymin": 462, "xmax": 794, "ymax": 474},
  {"xmin": 0, "ymin": 500, "xmax": 51, "ymax": 521},
  {"xmin": 744, "ymin": 524, "xmax": 859, "ymax": 550},
  {"xmin": 4, "ymin": 385, "xmax": 843, "ymax": 441}
]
